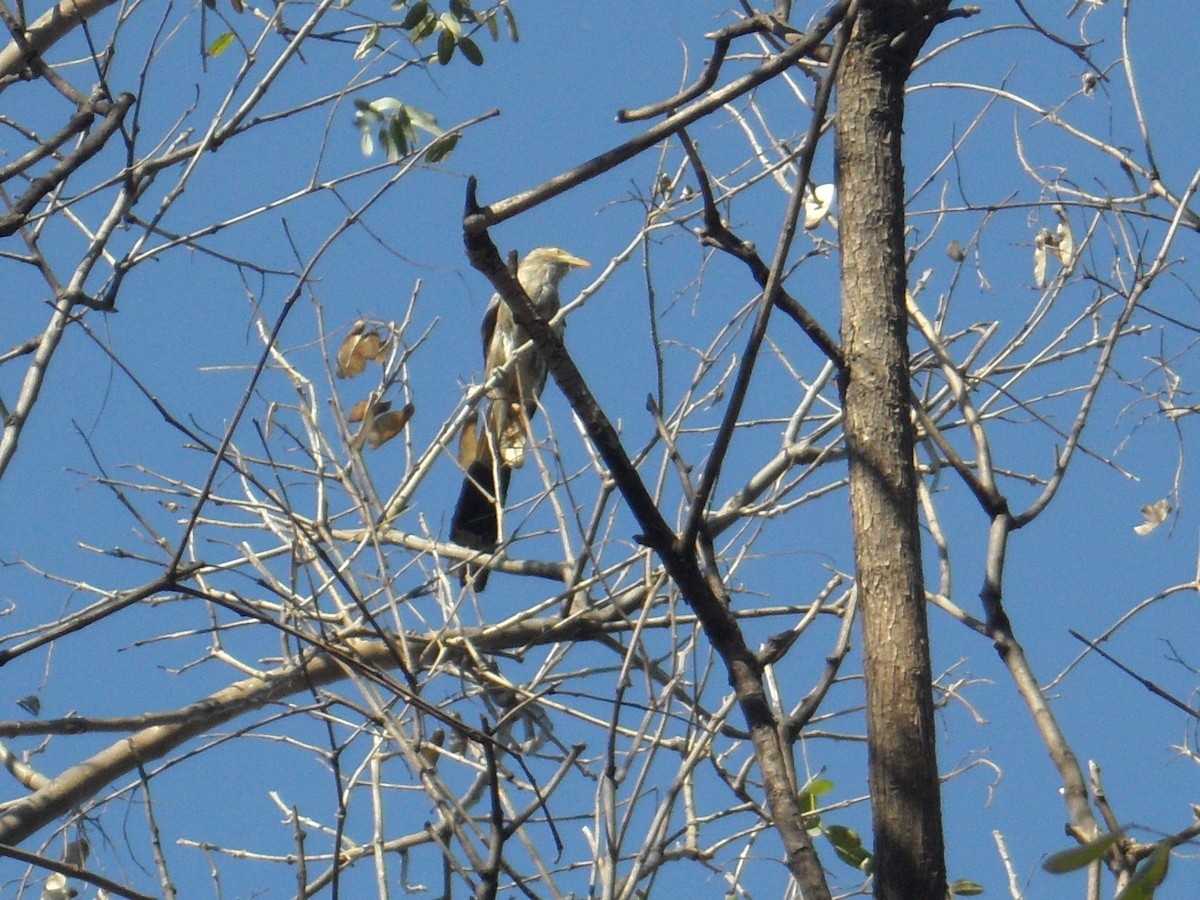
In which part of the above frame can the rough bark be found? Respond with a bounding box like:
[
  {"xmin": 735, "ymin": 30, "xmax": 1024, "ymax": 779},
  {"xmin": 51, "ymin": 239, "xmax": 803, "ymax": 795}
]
[{"xmin": 835, "ymin": 3, "xmax": 948, "ymax": 898}]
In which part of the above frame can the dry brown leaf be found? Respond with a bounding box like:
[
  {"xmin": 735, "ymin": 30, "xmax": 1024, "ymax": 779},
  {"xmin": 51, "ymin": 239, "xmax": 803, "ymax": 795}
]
[
  {"xmin": 366, "ymin": 402, "xmax": 415, "ymax": 449},
  {"xmin": 458, "ymin": 409, "xmax": 481, "ymax": 466},
  {"xmin": 336, "ymin": 322, "xmax": 388, "ymax": 378},
  {"xmin": 348, "ymin": 398, "xmax": 391, "ymax": 424}
]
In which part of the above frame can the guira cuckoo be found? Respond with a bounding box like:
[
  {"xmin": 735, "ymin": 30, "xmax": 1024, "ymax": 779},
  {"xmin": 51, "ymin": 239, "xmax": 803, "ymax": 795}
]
[{"xmin": 450, "ymin": 246, "xmax": 590, "ymax": 589}]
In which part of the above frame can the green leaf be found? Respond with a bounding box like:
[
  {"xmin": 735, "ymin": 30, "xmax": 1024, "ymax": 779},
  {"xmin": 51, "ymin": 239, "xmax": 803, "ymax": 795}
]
[
  {"xmin": 354, "ymin": 24, "xmax": 380, "ymax": 60},
  {"xmin": 457, "ymin": 37, "xmax": 484, "ymax": 66},
  {"xmin": 368, "ymin": 97, "xmax": 404, "ymax": 116},
  {"xmin": 439, "ymin": 11, "xmax": 462, "ymax": 38},
  {"xmin": 229, "ymin": 0, "xmax": 245, "ymax": 12},
  {"xmin": 503, "ymin": 6, "xmax": 519, "ymax": 42},
  {"xmin": 449, "ymin": 0, "xmax": 478, "ymax": 22},
  {"xmin": 410, "ymin": 12, "xmax": 437, "ymax": 42},
  {"xmin": 207, "ymin": 31, "xmax": 236, "ymax": 57},
  {"xmin": 424, "ymin": 133, "xmax": 459, "ymax": 163},
  {"xmin": 388, "ymin": 111, "xmax": 412, "ymax": 159},
  {"xmin": 949, "ymin": 880, "xmax": 985, "ymax": 896},
  {"xmin": 354, "ymin": 96, "xmax": 435, "ymax": 160},
  {"xmin": 484, "ymin": 11, "xmax": 499, "ymax": 41},
  {"xmin": 354, "ymin": 101, "xmax": 379, "ymax": 156},
  {"xmin": 798, "ymin": 777, "xmax": 834, "ymax": 810},
  {"xmin": 1115, "ymin": 845, "xmax": 1170, "ymax": 900},
  {"xmin": 437, "ymin": 28, "xmax": 456, "ymax": 64},
  {"xmin": 401, "ymin": 1, "xmax": 429, "ymax": 30},
  {"xmin": 825, "ymin": 824, "xmax": 873, "ymax": 873},
  {"xmin": 379, "ymin": 128, "xmax": 400, "ymax": 161},
  {"xmin": 1043, "ymin": 829, "xmax": 1124, "ymax": 874},
  {"xmin": 405, "ymin": 104, "xmax": 442, "ymax": 137},
  {"xmin": 798, "ymin": 776, "xmax": 833, "ymax": 832}
]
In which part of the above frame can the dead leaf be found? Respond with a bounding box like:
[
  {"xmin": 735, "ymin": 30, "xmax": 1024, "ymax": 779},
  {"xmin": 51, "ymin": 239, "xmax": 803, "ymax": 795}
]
[
  {"xmin": 458, "ymin": 409, "xmax": 481, "ymax": 466},
  {"xmin": 348, "ymin": 398, "xmax": 391, "ymax": 423},
  {"xmin": 420, "ymin": 727, "xmax": 445, "ymax": 768},
  {"xmin": 1050, "ymin": 204, "xmax": 1075, "ymax": 268},
  {"xmin": 1133, "ymin": 498, "xmax": 1171, "ymax": 536},
  {"xmin": 336, "ymin": 322, "xmax": 388, "ymax": 378},
  {"xmin": 366, "ymin": 402, "xmax": 415, "ymax": 449},
  {"xmin": 947, "ymin": 239, "xmax": 966, "ymax": 262},
  {"xmin": 17, "ymin": 694, "xmax": 40, "ymax": 716},
  {"xmin": 62, "ymin": 838, "xmax": 89, "ymax": 867},
  {"xmin": 804, "ymin": 183, "xmax": 836, "ymax": 229},
  {"xmin": 1033, "ymin": 228, "xmax": 1051, "ymax": 288}
]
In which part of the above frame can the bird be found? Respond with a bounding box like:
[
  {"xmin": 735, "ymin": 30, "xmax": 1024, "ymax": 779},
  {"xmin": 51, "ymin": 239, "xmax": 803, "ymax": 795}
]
[{"xmin": 450, "ymin": 247, "xmax": 590, "ymax": 590}]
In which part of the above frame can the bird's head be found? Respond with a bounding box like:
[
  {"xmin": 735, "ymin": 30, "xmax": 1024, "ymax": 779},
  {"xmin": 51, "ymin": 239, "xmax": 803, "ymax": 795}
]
[{"xmin": 518, "ymin": 247, "xmax": 590, "ymax": 291}]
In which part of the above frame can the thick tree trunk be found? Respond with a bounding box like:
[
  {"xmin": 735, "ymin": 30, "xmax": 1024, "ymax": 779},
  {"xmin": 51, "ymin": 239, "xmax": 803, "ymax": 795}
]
[{"xmin": 835, "ymin": 4, "xmax": 948, "ymax": 898}]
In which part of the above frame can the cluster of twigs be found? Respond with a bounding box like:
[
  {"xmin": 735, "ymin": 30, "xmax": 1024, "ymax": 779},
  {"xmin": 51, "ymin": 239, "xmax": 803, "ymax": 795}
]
[{"xmin": 1, "ymin": 1, "xmax": 1198, "ymax": 897}]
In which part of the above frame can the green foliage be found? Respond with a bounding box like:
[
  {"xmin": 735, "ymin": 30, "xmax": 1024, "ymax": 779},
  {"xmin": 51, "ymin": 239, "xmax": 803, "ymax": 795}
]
[
  {"xmin": 502, "ymin": 5, "xmax": 519, "ymax": 41},
  {"xmin": 354, "ymin": 24, "xmax": 381, "ymax": 60},
  {"xmin": 347, "ymin": 3, "xmax": 511, "ymax": 161},
  {"xmin": 401, "ymin": 2, "xmax": 432, "ymax": 31},
  {"xmin": 354, "ymin": 98, "xmax": 455, "ymax": 162},
  {"xmin": 949, "ymin": 879, "xmax": 985, "ymax": 896},
  {"xmin": 825, "ymin": 824, "xmax": 872, "ymax": 874},
  {"xmin": 1115, "ymin": 845, "xmax": 1170, "ymax": 900},
  {"xmin": 796, "ymin": 777, "xmax": 878, "ymax": 875},
  {"xmin": 206, "ymin": 31, "xmax": 235, "ymax": 58},
  {"xmin": 1044, "ymin": 826, "xmax": 1194, "ymax": 898},
  {"xmin": 424, "ymin": 133, "xmax": 460, "ymax": 163},
  {"xmin": 437, "ymin": 27, "xmax": 457, "ymax": 64},
  {"xmin": 388, "ymin": 0, "xmax": 514, "ymax": 67},
  {"xmin": 458, "ymin": 37, "xmax": 484, "ymax": 66},
  {"xmin": 448, "ymin": 0, "xmax": 478, "ymax": 23},
  {"xmin": 797, "ymin": 776, "xmax": 834, "ymax": 835},
  {"xmin": 1043, "ymin": 829, "xmax": 1124, "ymax": 874}
]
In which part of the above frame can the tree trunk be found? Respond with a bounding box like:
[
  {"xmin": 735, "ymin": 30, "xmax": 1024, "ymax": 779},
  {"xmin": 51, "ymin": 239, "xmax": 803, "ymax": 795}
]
[{"xmin": 835, "ymin": 4, "xmax": 948, "ymax": 898}]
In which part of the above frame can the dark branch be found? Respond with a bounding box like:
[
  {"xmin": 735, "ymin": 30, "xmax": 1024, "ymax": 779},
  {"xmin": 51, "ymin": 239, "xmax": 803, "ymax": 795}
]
[
  {"xmin": 0, "ymin": 104, "xmax": 95, "ymax": 184},
  {"xmin": 463, "ymin": 178, "xmax": 833, "ymax": 898},
  {"xmin": 1069, "ymin": 630, "xmax": 1200, "ymax": 720},
  {"xmin": 617, "ymin": 14, "xmax": 829, "ymax": 123},
  {"xmin": 677, "ymin": 129, "xmax": 844, "ymax": 371},
  {"xmin": 680, "ymin": 10, "xmax": 851, "ymax": 552},
  {"xmin": 0, "ymin": 92, "xmax": 134, "ymax": 238},
  {"xmin": 462, "ymin": 1, "xmax": 849, "ymax": 233}
]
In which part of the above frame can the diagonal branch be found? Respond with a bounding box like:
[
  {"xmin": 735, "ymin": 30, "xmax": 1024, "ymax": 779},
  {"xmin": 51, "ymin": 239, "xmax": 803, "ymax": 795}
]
[
  {"xmin": 462, "ymin": 183, "xmax": 832, "ymax": 899},
  {"xmin": 617, "ymin": 13, "xmax": 829, "ymax": 122},
  {"xmin": 462, "ymin": 2, "xmax": 850, "ymax": 233},
  {"xmin": 0, "ymin": 92, "xmax": 134, "ymax": 237},
  {"xmin": 679, "ymin": 14, "xmax": 850, "ymax": 554},
  {"xmin": 677, "ymin": 129, "xmax": 844, "ymax": 370}
]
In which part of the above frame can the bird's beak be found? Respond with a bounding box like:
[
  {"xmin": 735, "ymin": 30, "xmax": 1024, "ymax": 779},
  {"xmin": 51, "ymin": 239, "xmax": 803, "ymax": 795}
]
[{"xmin": 560, "ymin": 251, "xmax": 590, "ymax": 269}]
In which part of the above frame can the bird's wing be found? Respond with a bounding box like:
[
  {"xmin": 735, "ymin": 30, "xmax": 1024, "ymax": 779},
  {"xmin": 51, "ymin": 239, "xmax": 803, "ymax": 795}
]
[{"xmin": 480, "ymin": 295, "xmax": 499, "ymax": 362}]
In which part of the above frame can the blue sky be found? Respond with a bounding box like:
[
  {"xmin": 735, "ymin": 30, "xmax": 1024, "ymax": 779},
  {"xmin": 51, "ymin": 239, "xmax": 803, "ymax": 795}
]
[{"xmin": 3, "ymin": 1, "xmax": 1200, "ymax": 896}]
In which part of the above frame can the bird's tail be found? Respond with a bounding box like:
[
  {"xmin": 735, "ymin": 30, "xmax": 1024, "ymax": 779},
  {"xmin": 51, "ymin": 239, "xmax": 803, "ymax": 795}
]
[{"xmin": 450, "ymin": 458, "xmax": 512, "ymax": 590}]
